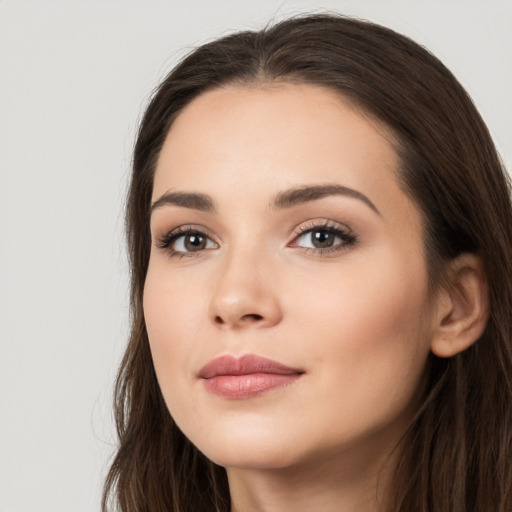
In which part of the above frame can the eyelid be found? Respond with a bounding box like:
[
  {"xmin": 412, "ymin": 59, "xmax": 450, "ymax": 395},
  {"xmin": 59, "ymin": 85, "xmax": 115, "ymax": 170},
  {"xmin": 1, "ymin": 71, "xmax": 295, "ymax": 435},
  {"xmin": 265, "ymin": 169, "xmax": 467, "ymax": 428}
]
[
  {"xmin": 155, "ymin": 224, "xmax": 219, "ymax": 253},
  {"xmin": 288, "ymin": 219, "xmax": 358, "ymax": 254},
  {"xmin": 290, "ymin": 219, "xmax": 353, "ymax": 239},
  {"xmin": 153, "ymin": 219, "xmax": 357, "ymax": 259}
]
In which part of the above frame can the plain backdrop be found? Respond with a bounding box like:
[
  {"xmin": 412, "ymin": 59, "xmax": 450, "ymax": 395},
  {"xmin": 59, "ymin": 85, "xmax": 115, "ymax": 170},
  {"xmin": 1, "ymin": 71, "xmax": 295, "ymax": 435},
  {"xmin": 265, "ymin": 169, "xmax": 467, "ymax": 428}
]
[{"xmin": 0, "ymin": 1, "xmax": 511, "ymax": 511}]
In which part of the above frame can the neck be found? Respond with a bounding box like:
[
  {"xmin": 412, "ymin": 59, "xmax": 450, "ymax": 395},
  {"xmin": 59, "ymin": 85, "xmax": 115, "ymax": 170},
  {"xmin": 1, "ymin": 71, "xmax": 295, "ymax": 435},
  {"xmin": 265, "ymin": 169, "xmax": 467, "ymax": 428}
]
[{"xmin": 227, "ymin": 435, "xmax": 399, "ymax": 512}]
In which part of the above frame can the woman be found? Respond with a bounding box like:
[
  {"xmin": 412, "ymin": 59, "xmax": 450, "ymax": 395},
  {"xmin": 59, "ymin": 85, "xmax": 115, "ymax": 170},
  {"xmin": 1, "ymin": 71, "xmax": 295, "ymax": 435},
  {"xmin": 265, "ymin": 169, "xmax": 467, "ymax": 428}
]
[{"xmin": 103, "ymin": 14, "xmax": 512, "ymax": 512}]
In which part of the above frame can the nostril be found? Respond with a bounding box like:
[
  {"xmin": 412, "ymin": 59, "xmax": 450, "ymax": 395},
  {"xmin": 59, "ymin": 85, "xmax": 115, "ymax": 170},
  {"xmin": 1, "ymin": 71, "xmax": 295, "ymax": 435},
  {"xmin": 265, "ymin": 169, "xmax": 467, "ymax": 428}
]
[
  {"xmin": 242, "ymin": 314, "xmax": 264, "ymax": 322},
  {"xmin": 214, "ymin": 313, "xmax": 263, "ymax": 326}
]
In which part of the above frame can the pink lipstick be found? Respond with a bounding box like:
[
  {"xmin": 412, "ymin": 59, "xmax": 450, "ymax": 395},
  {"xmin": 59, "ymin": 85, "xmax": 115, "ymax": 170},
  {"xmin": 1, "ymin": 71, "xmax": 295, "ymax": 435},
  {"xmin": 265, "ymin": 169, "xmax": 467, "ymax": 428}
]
[{"xmin": 198, "ymin": 354, "xmax": 304, "ymax": 399}]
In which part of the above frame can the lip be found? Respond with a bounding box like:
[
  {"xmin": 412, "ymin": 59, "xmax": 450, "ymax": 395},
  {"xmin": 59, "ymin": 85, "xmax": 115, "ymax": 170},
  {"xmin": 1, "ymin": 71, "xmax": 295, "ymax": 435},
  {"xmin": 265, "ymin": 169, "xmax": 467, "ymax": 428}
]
[{"xmin": 198, "ymin": 354, "xmax": 304, "ymax": 399}]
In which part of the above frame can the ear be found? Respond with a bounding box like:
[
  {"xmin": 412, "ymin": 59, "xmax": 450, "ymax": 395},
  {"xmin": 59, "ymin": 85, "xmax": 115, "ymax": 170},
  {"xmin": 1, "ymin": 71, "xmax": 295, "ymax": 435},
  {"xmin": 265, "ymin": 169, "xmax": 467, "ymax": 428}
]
[{"xmin": 430, "ymin": 254, "xmax": 489, "ymax": 358}]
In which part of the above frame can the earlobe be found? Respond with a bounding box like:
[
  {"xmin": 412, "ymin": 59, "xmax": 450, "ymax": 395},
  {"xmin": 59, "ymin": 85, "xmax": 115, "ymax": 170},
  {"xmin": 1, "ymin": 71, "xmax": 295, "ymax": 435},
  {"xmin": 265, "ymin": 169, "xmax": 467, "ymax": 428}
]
[{"xmin": 430, "ymin": 254, "xmax": 489, "ymax": 358}]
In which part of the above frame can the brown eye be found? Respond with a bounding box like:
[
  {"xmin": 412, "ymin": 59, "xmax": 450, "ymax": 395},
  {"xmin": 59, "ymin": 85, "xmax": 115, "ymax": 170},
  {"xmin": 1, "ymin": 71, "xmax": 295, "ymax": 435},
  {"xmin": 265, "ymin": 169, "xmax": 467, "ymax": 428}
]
[
  {"xmin": 169, "ymin": 231, "xmax": 217, "ymax": 253},
  {"xmin": 310, "ymin": 231, "xmax": 336, "ymax": 248},
  {"xmin": 297, "ymin": 230, "xmax": 341, "ymax": 249},
  {"xmin": 292, "ymin": 224, "xmax": 357, "ymax": 254},
  {"xmin": 183, "ymin": 234, "xmax": 207, "ymax": 251}
]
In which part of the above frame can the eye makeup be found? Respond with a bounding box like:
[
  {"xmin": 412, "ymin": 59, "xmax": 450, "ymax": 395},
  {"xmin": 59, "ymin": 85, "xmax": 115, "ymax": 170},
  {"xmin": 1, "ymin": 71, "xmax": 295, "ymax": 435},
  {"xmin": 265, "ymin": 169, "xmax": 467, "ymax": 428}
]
[
  {"xmin": 154, "ymin": 218, "xmax": 358, "ymax": 260},
  {"xmin": 289, "ymin": 220, "xmax": 358, "ymax": 255},
  {"xmin": 156, "ymin": 224, "xmax": 219, "ymax": 259}
]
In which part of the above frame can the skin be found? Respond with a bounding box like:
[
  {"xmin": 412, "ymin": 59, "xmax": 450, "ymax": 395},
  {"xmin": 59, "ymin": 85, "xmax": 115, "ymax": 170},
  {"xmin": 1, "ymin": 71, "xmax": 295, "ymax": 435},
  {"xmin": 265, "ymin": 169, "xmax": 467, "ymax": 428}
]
[{"xmin": 144, "ymin": 83, "xmax": 444, "ymax": 511}]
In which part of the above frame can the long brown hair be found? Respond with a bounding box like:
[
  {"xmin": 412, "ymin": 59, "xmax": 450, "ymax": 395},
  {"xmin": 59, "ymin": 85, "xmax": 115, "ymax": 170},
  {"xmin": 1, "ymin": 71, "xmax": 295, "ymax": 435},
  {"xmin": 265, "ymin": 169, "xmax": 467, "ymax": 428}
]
[{"xmin": 103, "ymin": 14, "xmax": 512, "ymax": 511}]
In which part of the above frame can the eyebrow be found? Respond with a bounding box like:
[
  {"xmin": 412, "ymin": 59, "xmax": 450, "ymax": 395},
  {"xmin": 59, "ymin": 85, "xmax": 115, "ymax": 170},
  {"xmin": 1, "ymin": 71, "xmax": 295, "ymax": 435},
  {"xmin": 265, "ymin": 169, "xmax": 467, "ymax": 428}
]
[
  {"xmin": 150, "ymin": 191, "xmax": 216, "ymax": 214},
  {"xmin": 272, "ymin": 184, "xmax": 380, "ymax": 215},
  {"xmin": 150, "ymin": 184, "xmax": 380, "ymax": 216}
]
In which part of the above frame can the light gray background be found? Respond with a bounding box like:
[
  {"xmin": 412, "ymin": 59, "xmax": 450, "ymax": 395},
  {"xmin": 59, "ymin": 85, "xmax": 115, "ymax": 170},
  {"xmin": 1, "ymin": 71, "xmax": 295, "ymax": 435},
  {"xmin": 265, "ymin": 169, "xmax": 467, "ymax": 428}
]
[{"xmin": 1, "ymin": 1, "xmax": 510, "ymax": 511}]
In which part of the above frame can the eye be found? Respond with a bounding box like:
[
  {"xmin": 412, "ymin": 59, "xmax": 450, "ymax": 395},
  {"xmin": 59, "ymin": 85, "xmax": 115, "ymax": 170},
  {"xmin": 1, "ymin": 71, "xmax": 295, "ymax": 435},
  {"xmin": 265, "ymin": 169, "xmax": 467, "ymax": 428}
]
[
  {"xmin": 157, "ymin": 226, "xmax": 218, "ymax": 256},
  {"xmin": 291, "ymin": 222, "xmax": 357, "ymax": 254},
  {"xmin": 173, "ymin": 232, "xmax": 216, "ymax": 252}
]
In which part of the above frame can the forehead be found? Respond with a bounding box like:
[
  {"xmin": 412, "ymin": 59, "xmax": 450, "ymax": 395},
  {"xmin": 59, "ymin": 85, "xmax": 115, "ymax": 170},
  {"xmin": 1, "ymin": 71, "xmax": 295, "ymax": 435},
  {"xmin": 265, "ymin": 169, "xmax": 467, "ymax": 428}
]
[{"xmin": 153, "ymin": 83, "xmax": 413, "ymax": 222}]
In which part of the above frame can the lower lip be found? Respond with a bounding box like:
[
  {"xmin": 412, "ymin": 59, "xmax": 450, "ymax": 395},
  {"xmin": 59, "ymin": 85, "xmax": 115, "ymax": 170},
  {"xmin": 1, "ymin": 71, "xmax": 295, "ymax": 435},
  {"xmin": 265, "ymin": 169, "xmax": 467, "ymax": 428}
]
[{"xmin": 202, "ymin": 373, "xmax": 302, "ymax": 399}]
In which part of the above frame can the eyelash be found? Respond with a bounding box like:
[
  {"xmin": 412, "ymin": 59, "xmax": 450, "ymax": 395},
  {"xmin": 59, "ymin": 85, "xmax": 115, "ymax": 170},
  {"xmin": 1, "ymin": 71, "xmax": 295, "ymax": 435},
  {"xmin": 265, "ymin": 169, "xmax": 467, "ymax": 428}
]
[
  {"xmin": 291, "ymin": 221, "xmax": 357, "ymax": 255},
  {"xmin": 155, "ymin": 221, "xmax": 358, "ymax": 259},
  {"xmin": 156, "ymin": 225, "xmax": 216, "ymax": 259}
]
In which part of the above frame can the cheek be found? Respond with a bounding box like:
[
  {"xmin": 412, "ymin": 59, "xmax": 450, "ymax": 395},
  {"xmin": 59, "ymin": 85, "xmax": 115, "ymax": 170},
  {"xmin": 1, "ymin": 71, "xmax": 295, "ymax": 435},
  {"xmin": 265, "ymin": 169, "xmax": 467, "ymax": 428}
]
[
  {"xmin": 143, "ymin": 268, "xmax": 203, "ymax": 379},
  {"xmin": 142, "ymin": 269, "xmax": 211, "ymax": 434},
  {"xmin": 288, "ymin": 251, "xmax": 432, "ymax": 401},
  {"xmin": 291, "ymin": 254, "xmax": 429, "ymax": 336}
]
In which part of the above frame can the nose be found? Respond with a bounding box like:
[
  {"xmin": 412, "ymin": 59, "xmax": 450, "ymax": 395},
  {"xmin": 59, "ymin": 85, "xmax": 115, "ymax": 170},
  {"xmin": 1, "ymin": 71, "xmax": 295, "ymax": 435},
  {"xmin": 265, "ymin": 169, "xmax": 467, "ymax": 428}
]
[{"xmin": 209, "ymin": 249, "xmax": 283, "ymax": 330}]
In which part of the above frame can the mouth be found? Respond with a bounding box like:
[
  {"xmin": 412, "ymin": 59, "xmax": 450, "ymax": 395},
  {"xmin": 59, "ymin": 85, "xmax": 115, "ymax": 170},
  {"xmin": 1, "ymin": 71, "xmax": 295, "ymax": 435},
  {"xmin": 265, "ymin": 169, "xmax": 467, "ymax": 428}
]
[{"xmin": 198, "ymin": 354, "xmax": 305, "ymax": 399}]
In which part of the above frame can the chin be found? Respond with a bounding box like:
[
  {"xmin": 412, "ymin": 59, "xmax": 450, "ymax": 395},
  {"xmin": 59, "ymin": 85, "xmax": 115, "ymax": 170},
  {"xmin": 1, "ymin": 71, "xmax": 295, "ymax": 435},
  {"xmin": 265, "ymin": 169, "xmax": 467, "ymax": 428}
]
[{"xmin": 194, "ymin": 429, "xmax": 306, "ymax": 470}]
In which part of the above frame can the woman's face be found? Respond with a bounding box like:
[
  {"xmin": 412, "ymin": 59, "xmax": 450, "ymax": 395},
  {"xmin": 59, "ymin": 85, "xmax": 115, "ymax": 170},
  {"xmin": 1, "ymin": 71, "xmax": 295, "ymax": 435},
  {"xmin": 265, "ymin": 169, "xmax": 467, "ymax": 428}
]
[{"xmin": 144, "ymin": 84, "xmax": 436, "ymax": 471}]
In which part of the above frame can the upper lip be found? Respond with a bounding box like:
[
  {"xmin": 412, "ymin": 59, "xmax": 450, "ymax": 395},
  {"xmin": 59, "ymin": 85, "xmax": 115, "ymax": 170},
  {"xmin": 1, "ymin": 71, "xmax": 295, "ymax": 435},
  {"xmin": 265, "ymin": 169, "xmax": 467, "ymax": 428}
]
[{"xmin": 198, "ymin": 354, "xmax": 304, "ymax": 379}]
